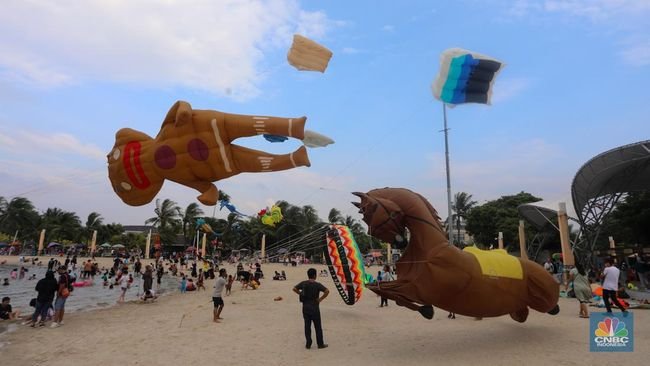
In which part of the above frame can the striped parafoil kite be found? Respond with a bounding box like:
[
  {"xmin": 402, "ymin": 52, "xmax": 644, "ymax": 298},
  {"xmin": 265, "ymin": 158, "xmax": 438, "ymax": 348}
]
[
  {"xmin": 431, "ymin": 48, "xmax": 504, "ymax": 106},
  {"xmin": 324, "ymin": 225, "xmax": 371, "ymax": 305},
  {"xmin": 287, "ymin": 34, "xmax": 333, "ymax": 73}
]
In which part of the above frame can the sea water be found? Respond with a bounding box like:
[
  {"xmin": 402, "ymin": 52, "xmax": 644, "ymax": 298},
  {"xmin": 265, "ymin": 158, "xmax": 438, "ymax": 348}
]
[{"xmin": 0, "ymin": 264, "xmax": 178, "ymax": 334}]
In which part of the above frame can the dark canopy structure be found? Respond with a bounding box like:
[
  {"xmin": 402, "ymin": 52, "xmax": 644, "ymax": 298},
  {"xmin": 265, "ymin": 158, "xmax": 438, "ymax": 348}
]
[
  {"xmin": 518, "ymin": 203, "xmax": 578, "ymax": 261},
  {"xmin": 571, "ymin": 140, "xmax": 650, "ymax": 261}
]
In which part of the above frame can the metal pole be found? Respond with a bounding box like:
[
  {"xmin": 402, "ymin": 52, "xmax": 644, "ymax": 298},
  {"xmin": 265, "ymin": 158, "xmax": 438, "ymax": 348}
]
[{"xmin": 443, "ymin": 103, "xmax": 454, "ymax": 245}]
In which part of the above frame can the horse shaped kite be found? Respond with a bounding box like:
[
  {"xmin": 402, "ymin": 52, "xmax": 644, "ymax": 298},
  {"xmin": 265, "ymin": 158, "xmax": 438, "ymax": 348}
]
[{"xmin": 352, "ymin": 188, "xmax": 559, "ymax": 322}]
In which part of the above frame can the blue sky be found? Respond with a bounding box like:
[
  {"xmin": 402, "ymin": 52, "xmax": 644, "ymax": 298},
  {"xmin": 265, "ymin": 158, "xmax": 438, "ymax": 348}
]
[{"xmin": 1, "ymin": 0, "xmax": 649, "ymax": 226}]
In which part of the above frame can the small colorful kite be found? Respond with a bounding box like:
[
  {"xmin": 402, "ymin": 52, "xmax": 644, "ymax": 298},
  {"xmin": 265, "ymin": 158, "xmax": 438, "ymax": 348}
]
[
  {"xmin": 218, "ymin": 200, "xmax": 249, "ymax": 217},
  {"xmin": 258, "ymin": 205, "xmax": 283, "ymax": 226}
]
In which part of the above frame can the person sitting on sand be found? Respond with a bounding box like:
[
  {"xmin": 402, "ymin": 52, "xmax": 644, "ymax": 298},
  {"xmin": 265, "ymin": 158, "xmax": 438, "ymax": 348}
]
[
  {"xmin": 1, "ymin": 297, "xmax": 20, "ymax": 320},
  {"xmin": 141, "ymin": 289, "xmax": 158, "ymax": 302},
  {"xmin": 246, "ymin": 277, "xmax": 260, "ymax": 290},
  {"xmin": 186, "ymin": 278, "xmax": 197, "ymax": 291}
]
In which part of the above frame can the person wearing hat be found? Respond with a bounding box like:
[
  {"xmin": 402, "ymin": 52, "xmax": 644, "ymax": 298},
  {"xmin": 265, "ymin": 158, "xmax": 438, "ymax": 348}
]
[{"xmin": 51, "ymin": 266, "xmax": 71, "ymax": 328}]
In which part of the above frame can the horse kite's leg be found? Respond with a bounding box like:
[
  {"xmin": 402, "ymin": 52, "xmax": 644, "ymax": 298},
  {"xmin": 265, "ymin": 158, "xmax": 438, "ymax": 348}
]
[{"xmin": 371, "ymin": 287, "xmax": 434, "ymax": 319}]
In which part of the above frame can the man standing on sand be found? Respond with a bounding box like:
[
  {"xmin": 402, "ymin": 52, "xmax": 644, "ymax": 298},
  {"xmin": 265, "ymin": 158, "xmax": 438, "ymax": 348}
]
[
  {"xmin": 213, "ymin": 268, "xmax": 227, "ymax": 323},
  {"xmin": 293, "ymin": 268, "xmax": 329, "ymax": 350},
  {"xmin": 601, "ymin": 259, "xmax": 629, "ymax": 315}
]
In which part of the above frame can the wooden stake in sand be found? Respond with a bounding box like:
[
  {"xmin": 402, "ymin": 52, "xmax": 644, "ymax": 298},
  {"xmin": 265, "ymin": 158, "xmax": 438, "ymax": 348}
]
[{"xmin": 518, "ymin": 220, "xmax": 528, "ymax": 260}]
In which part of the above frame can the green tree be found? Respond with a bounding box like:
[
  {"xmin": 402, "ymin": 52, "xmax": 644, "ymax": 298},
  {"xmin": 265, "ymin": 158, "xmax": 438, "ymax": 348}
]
[
  {"xmin": 328, "ymin": 208, "xmax": 344, "ymax": 224},
  {"xmin": 0, "ymin": 196, "xmax": 40, "ymax": 241},
  {"xmin": 84, "ymin": 212, "xmax": 103, "ymax": 245},
  {"xmin": 466, "ymin": 192, "xmax": 542, "ymax": 248},
  {"xmin": 39, "ymin": 208, "xmax": 82, "ymax": 243},
  {"xmin": 452, "ymin": 192, "xmax": 477, "ymax": 246},
  {"xmin": 97, "ymin": 223, "xmax": 124, "ymax": 244},
  {"xmin": 145, "ymin": 198, "xmax": 182, "ymax": 247},
  {"xmin": 182, "ymin": 202, "xmax": 204, "ymax": 244},
  {"xmin": 600, "ymin": 192, "xmax": 650, "ymax": 247}
]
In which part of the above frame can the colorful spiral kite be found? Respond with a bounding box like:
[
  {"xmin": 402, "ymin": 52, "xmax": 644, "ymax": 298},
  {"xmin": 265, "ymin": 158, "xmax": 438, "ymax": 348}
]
[{"xmin": 323, "ymin": 224, "xmax": 371, "ymax": 305}]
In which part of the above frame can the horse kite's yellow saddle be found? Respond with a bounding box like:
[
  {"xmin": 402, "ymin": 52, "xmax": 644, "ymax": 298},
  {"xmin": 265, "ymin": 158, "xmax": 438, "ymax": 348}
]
[{"xmin": 463, "ymin": 246, "xmax": 523, "ymax": 280}]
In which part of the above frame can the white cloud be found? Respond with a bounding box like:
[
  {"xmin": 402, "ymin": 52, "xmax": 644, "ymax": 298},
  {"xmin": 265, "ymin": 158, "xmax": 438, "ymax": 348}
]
[
  {"xmin": 491, "ymin": 77, "xmax": 532, "ymax": 103},
  {"xmin": 422, "ymin": 138, "xmax": 577, "ymax": 217},
  {"xmin": 382, "ymin": 25, "xmax": 395, "ymax": 32},
  {"xmin": 0, "ymin": 1, "xmax": 334, "ymax": 99},
  {"xmin": 0, "ymin": 129, "xmax": 106, "ymax": 160},
  {"xmin": 504, "ymin": 0, "xmax": 650, "ymax": 20},
  {"xmin": 543, "ymin": 0, "xmax": 650, "ymax": 20},
  {"xmin": 620, "ymin": 41, "xmax": 650, "ymax": 66},
  {"xmin": 342, "ymin": 47, "xmax": 361, "ymax": 54}
]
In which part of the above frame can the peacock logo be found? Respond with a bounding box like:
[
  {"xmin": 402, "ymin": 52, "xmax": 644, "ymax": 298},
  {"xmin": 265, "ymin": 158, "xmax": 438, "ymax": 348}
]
[{"xmin": 595, "ymin": 317, "xmax": 628, "ymax": 337}]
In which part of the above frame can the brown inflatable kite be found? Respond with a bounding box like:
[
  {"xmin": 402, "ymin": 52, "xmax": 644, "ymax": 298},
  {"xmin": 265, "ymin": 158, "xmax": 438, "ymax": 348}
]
[
  {"xmin": 108, "ymin": 101, "xmax": 312, "ymax": 206},
  {"xmin": 352, "ymin": 188, "xmax": 560, "ymax": 321}
]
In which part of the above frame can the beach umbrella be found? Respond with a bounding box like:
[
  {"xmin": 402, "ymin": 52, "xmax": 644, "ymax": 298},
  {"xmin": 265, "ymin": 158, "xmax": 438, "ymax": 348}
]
[
  {"xmin": 112, "ymin": 244, "xmax": 125, "ymax": 249},
  {"xmin": 47, "ymin": 242, "xmax": 62, "ymax": 248},
  {"xmin": 100, "ymin": 243, "xmax": 112, "ymax": 248}
]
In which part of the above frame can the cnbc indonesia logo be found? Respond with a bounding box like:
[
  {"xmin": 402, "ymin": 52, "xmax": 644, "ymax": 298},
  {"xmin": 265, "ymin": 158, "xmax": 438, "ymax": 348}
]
[{"xmin": 593, "ymin": 317, "xmax": 629, "ymax": 349}]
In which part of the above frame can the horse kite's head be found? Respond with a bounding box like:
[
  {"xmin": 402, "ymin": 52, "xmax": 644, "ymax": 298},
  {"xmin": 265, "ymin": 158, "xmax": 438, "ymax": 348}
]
[{"xmin": 352, "ymin": 191, "xmax": 408, "ymax": 248}]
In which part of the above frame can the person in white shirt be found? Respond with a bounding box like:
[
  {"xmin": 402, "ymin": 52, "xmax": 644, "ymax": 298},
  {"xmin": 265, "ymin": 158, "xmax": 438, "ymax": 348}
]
[
  {"xmin": 600, "ymin": 259, "xmax": 628, "ymax": 315},
  {"xmin": 117, "ymin": 271, "xmax": 131, "ymax": 303},
  {"xmin": 212, "ymin": 268, "xmax": 227, "ymax": 323}
]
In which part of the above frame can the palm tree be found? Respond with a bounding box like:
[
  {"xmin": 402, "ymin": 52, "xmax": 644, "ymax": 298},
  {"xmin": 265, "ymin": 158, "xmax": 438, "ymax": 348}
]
[
  {"xmin": 40, "ymin": 208, "xmax": 82, "ymax": 243},
  {"xmin": 218, "ymin": 190, "xmax": 231, "ymax": 203},
  {"xmin": 145, "ymin": 198, "xmax": 182, "ymax": 247},
  {"xmin": 0, "ymin": 196, "xmax": 40, "ymax": 241},
  {"xmin": 145, "ymin": 198, "xmax": 182, "ymax": 229},
  {"xmin": 84, "ymin": 212, "xmax": 103, "ymax": 245},
  {"xmin": 328, "ymin": 208, "xmax": 344, "ymax": 224},
  {"xmin": 182, "ymin": 202, "xmax": 204, "ymax": 243},
  {"xmin": 452, "ymin": 192, "xmax": 477, "ymax": 246}
]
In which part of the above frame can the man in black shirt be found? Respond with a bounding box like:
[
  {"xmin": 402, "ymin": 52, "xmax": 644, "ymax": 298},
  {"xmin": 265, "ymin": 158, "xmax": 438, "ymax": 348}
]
[
  {"xmin": 293, "ymin": 268, "xmax": 329, "ymax": 349},
  {"xmin": 29, "ymin": 271, "xmax": 58, "ymax": 327}
]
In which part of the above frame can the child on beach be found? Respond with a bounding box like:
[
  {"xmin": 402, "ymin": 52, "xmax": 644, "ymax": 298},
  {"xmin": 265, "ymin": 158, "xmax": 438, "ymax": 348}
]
[
  {"xmin": 180, "ymin": 275, "xmax": 187, "ymax": 293},
  {"xmin": 225, "ymin": 275, "xmax": 234, "ymax": 296},
  {"xmin": 117, "ymin": 270, "xmax": 131, "ymax": 303},
  {"xmin": 10, "ymin": 269, "xmax": 17, "ymax": 280},
  {"xmin": 102, "ymin": 271, "xmax": 109, "ymax": 286}
]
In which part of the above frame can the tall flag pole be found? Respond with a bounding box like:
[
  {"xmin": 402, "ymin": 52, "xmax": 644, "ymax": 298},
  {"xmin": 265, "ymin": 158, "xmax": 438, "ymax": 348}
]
[
  {"xmin": 432, "ymin": 48, "xmax": 505, "ymax": 246},
  {"xmin": 442, "ymin": 104, "xmax": 454, "ymax": 244}
]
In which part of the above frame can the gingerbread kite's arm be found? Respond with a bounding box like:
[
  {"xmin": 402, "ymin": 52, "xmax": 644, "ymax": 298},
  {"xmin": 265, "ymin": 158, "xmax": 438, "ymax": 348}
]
[{"xmin": 182, "ymin": 181, "xmax": 219, "ymax": 206}]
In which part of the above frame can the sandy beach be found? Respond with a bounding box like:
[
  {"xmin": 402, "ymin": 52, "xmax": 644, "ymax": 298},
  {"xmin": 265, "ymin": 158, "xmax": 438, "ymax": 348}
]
[{"xmin": 0, "ymin": 255, "xmax": 647, "ymax": 366}]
